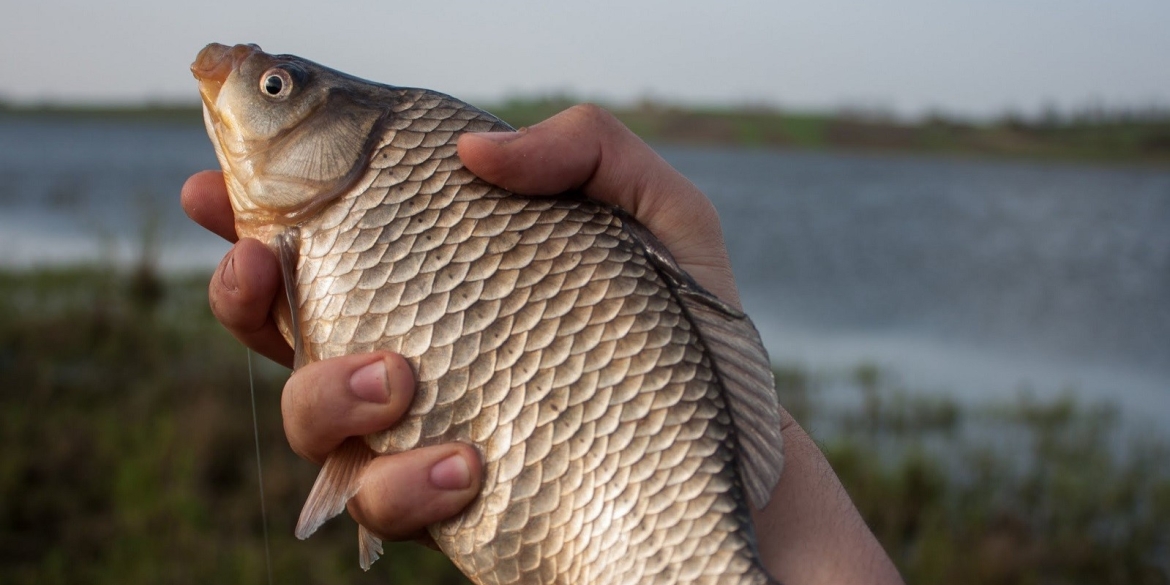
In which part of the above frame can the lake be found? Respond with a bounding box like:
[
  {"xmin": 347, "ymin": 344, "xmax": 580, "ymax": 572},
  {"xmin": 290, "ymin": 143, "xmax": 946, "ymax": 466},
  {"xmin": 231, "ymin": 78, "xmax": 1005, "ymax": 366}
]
[{"xmin": 1, "ymin": 117, "xmax": 1167, "ymax": 421}]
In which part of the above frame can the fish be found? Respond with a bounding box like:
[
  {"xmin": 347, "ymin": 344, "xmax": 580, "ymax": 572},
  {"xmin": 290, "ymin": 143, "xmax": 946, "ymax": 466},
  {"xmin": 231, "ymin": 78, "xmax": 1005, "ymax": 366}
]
[{"xmin": 192, "ymin": 43, "xmax": 785, "ymax": 585}]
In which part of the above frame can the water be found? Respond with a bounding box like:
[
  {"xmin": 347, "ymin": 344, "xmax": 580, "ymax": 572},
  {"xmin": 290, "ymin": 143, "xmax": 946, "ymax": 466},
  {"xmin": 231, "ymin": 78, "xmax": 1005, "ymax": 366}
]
[
  {"xmin": 0, "ymin": 117, "xmax": 227, "ymax": 269},
  {"xmin": 1, "ymin": 117, "xmax": 1167, "ymax": 420},
  {"xmin": 667, "ymin": 146, "xmax": 1170, "ymax": 418}
]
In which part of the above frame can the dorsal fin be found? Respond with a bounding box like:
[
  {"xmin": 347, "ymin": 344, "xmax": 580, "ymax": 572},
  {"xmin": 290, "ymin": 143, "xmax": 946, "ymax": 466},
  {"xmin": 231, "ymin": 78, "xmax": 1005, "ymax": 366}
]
[{"xmin": 617, "ymin": 210, "xmax": 784, "ymax": 509}]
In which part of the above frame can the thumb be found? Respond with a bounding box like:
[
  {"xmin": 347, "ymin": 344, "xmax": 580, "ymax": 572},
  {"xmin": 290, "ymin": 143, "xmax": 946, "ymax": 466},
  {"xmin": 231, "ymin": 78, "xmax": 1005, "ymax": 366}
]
[
  {"xmin": 456, "ymin": 104, "xmax": 740, "ymax": 308},
  {"xmin": 456, "ymin": 104, "xmax": 692, "ymax": 220},
  {"xmin": 455, "ymin": 106, "xmax": 602, "ymax": 196}
]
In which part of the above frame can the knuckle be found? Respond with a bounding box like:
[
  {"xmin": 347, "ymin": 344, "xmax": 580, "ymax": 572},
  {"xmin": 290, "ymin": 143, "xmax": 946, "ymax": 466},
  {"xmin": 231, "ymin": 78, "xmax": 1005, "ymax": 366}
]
[
  {"xmin": 207, "ymin": 282, "xmax": 243, "ymax": 328},
  {"xmin": 281, "ymin": 369, "xmax": 324, "ymax": 460},
  {"xmin": 569, "ymin": 103, "xmax": 618, "ymax": 129},
  {"xmin": 349, "ymin": 479, "xmax": 409, "ymax": 539}
]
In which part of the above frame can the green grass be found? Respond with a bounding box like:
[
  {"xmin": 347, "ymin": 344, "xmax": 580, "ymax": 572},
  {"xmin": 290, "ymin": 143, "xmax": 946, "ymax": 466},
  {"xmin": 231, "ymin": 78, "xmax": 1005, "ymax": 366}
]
[
  {"xmin": 0, "ymin": 268, "xmax": 1166, "ymax": 584},
  {"xmin": 0, "ymin": 267, "xmax": 463, "ymax": 585},
  {"xmin": 775, "ymin": 365, "xmax": 1170, "ymax": 584}
]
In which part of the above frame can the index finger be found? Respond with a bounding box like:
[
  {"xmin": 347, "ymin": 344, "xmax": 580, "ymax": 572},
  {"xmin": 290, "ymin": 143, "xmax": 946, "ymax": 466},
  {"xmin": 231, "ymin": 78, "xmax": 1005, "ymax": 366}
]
[{"xmin": 181, "ymin": 170, "xmax": 238, "ymax": 242}]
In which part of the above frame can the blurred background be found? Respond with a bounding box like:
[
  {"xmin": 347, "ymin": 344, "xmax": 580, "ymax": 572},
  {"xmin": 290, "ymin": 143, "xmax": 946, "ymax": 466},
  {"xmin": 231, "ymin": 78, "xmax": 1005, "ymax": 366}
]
[{"xmin": 1, "ymin": 1, "xmax": 1167, "ymax": 583}]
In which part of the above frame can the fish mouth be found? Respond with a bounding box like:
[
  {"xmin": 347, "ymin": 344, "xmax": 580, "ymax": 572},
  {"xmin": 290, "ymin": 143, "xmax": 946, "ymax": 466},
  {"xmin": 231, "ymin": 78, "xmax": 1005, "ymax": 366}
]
[{"xmin": 191, "ymin": 43, "xmax": 260, "ymax": 104}]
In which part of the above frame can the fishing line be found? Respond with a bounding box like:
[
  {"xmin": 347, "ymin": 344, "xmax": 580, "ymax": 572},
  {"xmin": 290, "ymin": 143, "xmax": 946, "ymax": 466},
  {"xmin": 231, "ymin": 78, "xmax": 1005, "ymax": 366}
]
[{"xmin": 248, "ymin": 349, "xmax": 274, "ymax": 585}]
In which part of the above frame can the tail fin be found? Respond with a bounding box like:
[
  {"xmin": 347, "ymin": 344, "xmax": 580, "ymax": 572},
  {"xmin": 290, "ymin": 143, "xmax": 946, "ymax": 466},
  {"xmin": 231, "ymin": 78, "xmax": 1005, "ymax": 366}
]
[{"xmin": 295, "ymin": 437, "xmax": 375, "ymax": 540}]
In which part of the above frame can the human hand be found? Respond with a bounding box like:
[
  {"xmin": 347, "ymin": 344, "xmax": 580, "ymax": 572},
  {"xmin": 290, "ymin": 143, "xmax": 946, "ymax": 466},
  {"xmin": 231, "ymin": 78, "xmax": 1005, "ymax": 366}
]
[
  {"xmin": 181, "ymin": 175, "xmax": 484, "ymax": 542},
  {"xmin": 283, "ymin": 351, "xmax": 482, "ymax": 541},
  {"xmin": 183, "ymin": 104, "xmax": 901, "ymax": 583},
  {"xmin": 180, "ymin": 172, "xmax": 294, "ymax": 367}
]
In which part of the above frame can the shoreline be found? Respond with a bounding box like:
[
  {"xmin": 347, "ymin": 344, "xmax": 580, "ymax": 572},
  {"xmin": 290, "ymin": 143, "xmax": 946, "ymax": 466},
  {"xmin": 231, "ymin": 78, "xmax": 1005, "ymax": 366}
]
[{"xmin": 3, "ymin": 99, "xmax": 1168, "ymax": 166}]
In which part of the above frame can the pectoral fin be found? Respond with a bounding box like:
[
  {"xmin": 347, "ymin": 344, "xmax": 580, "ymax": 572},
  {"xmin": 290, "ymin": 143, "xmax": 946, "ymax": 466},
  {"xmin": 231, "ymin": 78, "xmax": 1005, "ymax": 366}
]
[
  {"xmin": 275, "ymin": 229, "xmax": 308, "ymax": 370},
  {"xmin": 358, "ymin": 525, "xmax": 385, "ymax": 571},
  {"xmin": 274, "ymin": 231, "xmax": 385, "ymax": 567},
  {"xmin": 295, "ymin": 437, "xmax": 376, "ymax": 539}
]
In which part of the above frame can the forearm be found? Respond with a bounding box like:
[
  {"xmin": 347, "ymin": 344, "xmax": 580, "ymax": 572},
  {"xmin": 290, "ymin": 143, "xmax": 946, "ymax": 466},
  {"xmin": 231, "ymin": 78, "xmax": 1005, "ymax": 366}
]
[{"xmin": 753, "ymin": 421, "xmax": 904, "ymax": 585}]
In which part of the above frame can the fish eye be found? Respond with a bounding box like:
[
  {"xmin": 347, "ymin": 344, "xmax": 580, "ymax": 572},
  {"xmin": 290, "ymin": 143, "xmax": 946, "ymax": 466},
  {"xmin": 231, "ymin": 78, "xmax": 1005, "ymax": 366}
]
[{"xmin": 259, "ymin": 68, "xmax": 293, "ymax": 99}]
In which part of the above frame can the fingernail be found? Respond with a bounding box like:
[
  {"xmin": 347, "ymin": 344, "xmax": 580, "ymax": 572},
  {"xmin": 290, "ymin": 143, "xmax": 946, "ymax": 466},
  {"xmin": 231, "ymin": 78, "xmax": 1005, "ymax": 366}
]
[
  {"xmin": 429, "ymin": 453, "xmax": 471, "ymax": 490},
  {"xmin": 469, "ymin": 128, "xmax": 525, "ymax": 144},
  {"xmin": 349, "ymin": 359, "xmax": 389, "ymax": 403},
  {"xmin": 219, "ymin": 251, "xmax": 238, "ymax": 291}
]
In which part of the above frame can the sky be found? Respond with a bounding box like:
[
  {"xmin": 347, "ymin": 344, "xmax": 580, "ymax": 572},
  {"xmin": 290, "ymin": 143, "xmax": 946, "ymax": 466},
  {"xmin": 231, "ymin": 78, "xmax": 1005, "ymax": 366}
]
[{"xmin": 2, "ymin": 0, "xmax": 1168, "ymax": 119}]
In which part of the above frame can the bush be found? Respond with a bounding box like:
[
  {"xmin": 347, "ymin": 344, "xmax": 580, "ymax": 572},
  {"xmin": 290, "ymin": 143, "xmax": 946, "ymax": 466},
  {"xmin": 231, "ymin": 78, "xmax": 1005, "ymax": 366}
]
[{"xmin": 2, "ymin": 270, "xmax": 1166, "ymax": 584}]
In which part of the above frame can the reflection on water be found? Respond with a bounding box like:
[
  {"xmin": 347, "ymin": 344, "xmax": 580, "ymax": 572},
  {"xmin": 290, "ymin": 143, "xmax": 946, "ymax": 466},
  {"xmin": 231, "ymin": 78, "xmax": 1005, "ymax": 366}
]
[{"xmin": 1, "ymin": 118, "xmax": 1167, "ymax": 418}]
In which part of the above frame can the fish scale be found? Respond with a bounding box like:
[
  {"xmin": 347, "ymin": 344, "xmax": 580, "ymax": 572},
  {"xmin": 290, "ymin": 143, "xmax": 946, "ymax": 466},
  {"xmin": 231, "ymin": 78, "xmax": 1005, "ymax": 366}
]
[
  {"xmin": 193, "ymin": 43, "xmax": 783, "ymax": 585},
  {"xmin": 291, "ymin": 91, "xmax": 764, "ymax": 585}
]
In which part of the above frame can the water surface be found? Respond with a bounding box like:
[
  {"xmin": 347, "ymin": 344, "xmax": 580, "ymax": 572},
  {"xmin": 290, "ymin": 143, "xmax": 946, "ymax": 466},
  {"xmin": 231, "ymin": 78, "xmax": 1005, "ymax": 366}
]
[
  {"xmin": 2, "ymin": 118, "xmax": 1166, "ymax": 419},
  {"xmin": 669, "ymin": 146, "xmax": 1170, "ymax": 416}
]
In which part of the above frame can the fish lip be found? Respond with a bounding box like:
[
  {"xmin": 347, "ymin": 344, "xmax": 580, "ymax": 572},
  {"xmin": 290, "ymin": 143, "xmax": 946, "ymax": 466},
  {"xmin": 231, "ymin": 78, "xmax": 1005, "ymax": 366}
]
[{"xmin": 191, "ymin": 43, "xmax": 260, "ymax": 104}]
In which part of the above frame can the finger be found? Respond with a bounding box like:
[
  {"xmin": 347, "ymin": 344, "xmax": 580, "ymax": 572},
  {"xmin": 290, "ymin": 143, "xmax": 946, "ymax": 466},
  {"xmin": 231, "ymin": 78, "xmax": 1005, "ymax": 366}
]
[
  {"xmin": 458, "ymin": 104, "xmax": 740, "ymax": 307},
  {"xmin": 348, "ymin": 443, "xmax": 482, "ymax": 542},
  {"xmin": 209, "ymin": 239, "xmax": 294, "ymax": 366},
  {"xmin": 457, "ymin": 105, "xmax": 674, "ymax": 211},
  {"xmin": 458, "ymin": 104, "xmax": 711, "ymax": 225},
  {"xmin": 181, "ymin": 170, "xmax": 238, "ymax": 242},
  {"xmin": 282, "ymin": 352, "xmax": 415, "ymax": 464}
]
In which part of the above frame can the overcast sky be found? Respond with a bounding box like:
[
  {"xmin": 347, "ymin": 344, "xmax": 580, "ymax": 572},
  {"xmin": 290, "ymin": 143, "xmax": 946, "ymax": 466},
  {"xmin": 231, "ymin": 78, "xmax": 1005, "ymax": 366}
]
[{"xmin": 2, "ymin": 0, "xmax": 1167, "ymax": 118}]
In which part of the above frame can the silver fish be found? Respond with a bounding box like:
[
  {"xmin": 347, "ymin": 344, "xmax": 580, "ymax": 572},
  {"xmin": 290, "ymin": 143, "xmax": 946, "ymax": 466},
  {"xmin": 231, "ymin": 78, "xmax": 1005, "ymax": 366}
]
[{"xmin": 192, "ymin": 43, "xmax": 784, "ymax": 585}]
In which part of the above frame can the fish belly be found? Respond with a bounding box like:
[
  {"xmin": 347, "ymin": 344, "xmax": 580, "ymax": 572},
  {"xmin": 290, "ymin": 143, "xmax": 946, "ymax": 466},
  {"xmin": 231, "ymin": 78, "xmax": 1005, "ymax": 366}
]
[{"xmin": 294, "ymin": 185, "xmax": 772, "ymax": 584}]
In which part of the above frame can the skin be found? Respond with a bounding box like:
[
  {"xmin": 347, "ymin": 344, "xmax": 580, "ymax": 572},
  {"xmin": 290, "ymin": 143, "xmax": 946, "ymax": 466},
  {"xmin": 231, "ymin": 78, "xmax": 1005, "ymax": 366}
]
[{"xmin": 181, "ymin": 104, "xmax": 904, "ymax": 585}]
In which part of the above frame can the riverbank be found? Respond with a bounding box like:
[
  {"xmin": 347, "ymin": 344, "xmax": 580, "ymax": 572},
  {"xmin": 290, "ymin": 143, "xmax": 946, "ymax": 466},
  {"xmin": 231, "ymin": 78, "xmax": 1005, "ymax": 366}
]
[
  {"xmin": 1, "ymin": 267, "xmax": 1166, "ymax": 584},
  {"xmin": 4, "ymin": 99, "xmax": 1169, "ymax": 165}
]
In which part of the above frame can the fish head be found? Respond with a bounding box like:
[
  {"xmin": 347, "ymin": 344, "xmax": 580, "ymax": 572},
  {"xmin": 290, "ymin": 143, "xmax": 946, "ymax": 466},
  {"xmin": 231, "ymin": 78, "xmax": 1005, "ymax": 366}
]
[{"xmin": 192, "ymin": 43, "xmax": 388, "ymax": 234}]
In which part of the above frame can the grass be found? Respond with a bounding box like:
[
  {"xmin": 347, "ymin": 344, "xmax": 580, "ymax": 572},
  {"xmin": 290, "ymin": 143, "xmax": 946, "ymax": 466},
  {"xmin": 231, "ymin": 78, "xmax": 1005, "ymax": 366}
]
[
  {"xmin": 776, "ymin": 365, "xmax": 1170, "ymax": 584},
  {"xmin": 0, "ymin": 267, "xmax": 462, "ymax": 585},
  {"xmin": 0, "ymin": 267, "xmax": 1166, "ymax": 584}
]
